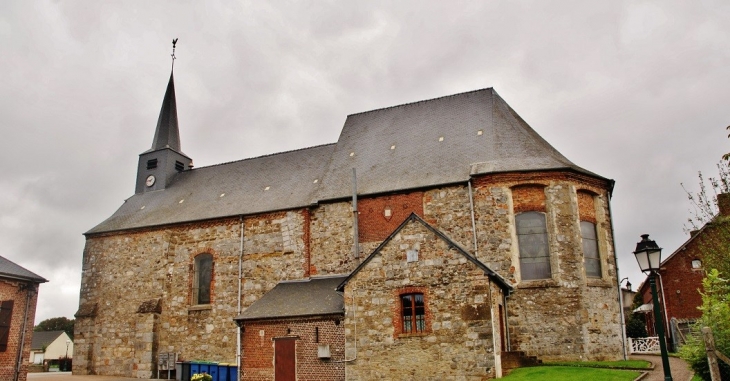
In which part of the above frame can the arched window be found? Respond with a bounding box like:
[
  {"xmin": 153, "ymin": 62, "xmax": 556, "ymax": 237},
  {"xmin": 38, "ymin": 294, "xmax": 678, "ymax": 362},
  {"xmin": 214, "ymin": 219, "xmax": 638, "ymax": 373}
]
[
  {"xmin": 193, "ymin": 254, "xmax": 213, "ymax": 305},
  {"xmin": 401, "ymin": 293, "xmax": 425, "ymax": 333},
  {"xmin": 580, "ymin": 221, "xmax": 601, "ymax": 278},
  {"xmin": 516, "ymin": 211, "xmax": 551, "ymax": 280}
]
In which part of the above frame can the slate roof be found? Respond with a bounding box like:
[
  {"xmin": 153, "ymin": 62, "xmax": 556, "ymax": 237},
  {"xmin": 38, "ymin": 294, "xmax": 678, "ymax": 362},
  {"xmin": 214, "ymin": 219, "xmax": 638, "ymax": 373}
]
[
  {"xmin": 145, "ymin": 72, "xmax": 185, "ymax": 156},
  {"xmin": 88, "ymin": 87, "xmax": 609, "ymax": 234},
  {"xmin": 234, "ymin": 276, "xmax": 346, "ymax": 322},
  {"xmin": 31, "ymin": 330, "xmax": 68, "ymax": 350},
  {"xmin": 0, "ymin": 255, "xmax": 47, "ymax": 283},
  {"xmin": 336, "ymin": 213, "xmax": 512, "ymax": 293}
]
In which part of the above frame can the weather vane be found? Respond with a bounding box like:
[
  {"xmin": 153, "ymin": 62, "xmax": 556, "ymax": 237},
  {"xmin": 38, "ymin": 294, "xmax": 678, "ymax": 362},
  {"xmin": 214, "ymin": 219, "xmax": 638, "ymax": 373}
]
[{"xmin": 171, "ymin": 38, "xmax": 178, "ymax": 69}]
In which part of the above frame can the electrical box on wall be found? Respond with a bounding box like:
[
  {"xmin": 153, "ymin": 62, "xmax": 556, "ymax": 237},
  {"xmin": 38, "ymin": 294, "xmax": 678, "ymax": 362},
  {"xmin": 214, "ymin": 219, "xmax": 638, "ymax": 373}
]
[{"xmin": 318, "ymin": 344, "xmax": 331, "ymax": 359}]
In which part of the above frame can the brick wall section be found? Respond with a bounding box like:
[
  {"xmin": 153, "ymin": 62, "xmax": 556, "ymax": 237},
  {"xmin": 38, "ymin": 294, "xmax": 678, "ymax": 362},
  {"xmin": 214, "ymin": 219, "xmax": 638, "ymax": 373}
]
[
  {"xmin": 343, "ymin": 219, "xmax": 501, "ymax": 380},
  {"xmin": 0, "ymin": 279, "xmax": 40, "ymax": 381},
  {"xmin": 577, "ymin": 191, "xmax": 597, "ymax": 223},
  {"xmin": 241, "ymin": 317, "xmax": 344, "ymax": 381},
  {"xmin": 309, "ymin": 202, "xmax": 357, "ymax": 275},
  {"xmin": 357, "ymin": 192, "xmax": 424, "ymax": 242},
  {"xmin": 511, "ymin": 185, "xmax": 546, "ymax": 213}
]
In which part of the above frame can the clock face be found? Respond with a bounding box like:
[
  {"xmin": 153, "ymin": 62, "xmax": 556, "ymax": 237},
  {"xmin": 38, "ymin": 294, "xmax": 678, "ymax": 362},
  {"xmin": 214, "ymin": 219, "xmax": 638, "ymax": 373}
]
[{"xmin": 146, "ymin": 175, "xmax": 156, "ymax": 187}]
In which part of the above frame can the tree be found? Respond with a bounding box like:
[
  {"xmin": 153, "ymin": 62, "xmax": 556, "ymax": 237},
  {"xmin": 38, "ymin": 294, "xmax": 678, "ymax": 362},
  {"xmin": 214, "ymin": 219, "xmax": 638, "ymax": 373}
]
[
  {"xmin": 626, "ymin": 293, "xmax": 648, "ymax": 338},
  {"xmin": 34, "ymin": 317, "xmax": 75, "ymax": 339}
]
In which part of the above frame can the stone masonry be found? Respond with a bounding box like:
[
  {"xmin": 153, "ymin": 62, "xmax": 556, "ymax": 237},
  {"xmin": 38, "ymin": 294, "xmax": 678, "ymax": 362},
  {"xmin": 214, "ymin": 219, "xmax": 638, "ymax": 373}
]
[{"xmin": 76, "ymin": 170, "xmax": 622, "ymax": 377}]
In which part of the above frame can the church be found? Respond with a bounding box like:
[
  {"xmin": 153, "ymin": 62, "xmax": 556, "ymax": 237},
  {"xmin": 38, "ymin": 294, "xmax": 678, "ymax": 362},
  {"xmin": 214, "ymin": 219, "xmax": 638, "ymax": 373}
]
[{"xmin": 75, "ymin": 62, "xmax": 624, "ymax": 379}]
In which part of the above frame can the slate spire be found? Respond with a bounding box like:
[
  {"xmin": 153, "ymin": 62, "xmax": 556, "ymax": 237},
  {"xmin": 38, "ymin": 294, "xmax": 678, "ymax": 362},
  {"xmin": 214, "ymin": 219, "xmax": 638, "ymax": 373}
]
[
  {"xmin": 150, "ymin": 72, "xmax": 183, "ymax": 153},
  {"xmin": 135, "ymin": 38, "xmax": 192, "ymax": 194}
]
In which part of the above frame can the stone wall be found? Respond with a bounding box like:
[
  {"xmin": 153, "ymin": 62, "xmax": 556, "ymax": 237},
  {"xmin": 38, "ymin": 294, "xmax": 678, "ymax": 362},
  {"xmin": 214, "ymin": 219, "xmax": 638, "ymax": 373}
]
[
  {"xmin": 472, "ymin": 171, "xmax": 622, "ymax": 361},
  {"xmin": 76, "ymin": 170, "xmax": 622, "ymax": 376},
  {"xmin": 343, "ymin": 219, "xmax": 502, "ymax": 380},
  {"xmin": 0, "ymin": 279, "xmax": 40, "ymax": 381}
]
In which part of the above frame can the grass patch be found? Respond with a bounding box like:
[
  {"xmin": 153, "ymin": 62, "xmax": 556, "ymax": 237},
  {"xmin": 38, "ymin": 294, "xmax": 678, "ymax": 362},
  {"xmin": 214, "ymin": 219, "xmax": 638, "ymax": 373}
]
[
  {"xmin": 502, "ymin": 366, "xmax": 641, "ymax": 381},
  {"xmin": 691, "ymin": 375, "xmax": 704, "ymax": 381},
  {"xmin": 544, "ymin": 360, "xmax": 652, "ymax": 369}
]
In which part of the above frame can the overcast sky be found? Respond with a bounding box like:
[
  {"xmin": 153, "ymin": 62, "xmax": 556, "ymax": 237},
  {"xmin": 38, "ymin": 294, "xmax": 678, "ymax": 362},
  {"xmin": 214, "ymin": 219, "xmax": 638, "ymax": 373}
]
[{"xmin": 2, "ymin": 1, "xmax": 729, "ymax": 324}]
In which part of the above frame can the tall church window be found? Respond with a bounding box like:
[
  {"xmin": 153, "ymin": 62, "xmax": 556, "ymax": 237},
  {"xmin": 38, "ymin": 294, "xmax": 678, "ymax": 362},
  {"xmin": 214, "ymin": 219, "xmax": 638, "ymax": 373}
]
[
  {"xmin": 401, "ymin": 293, "xmax": 425, "ymax": 333},
  {"xmin": 581, "ymin": 221, "xmax": 601, "ymax": 278},
  {"xmin": 193, "ymin": 254, "xmax": 213, "ymax": 305},
  {"xmin": 516, "ymin": 211, "xmax": 551, "ymax": 280}
]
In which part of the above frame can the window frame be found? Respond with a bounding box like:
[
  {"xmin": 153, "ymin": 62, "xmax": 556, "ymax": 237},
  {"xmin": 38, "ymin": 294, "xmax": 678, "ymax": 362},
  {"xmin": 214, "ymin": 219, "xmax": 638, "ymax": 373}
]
[
  {"xmin": 0, "ymin": 300, "xmax": 14, "ymax": 352},
  {"xmin": 193, "ymin": 253, "xmax": 213, "ymax": 305},
  {"xmin": 400, "ymin": 293, "xmax": 426, "ymax": 334},
  {"xmin": 580, "ymin": 220, "xmax": 602, "ymax": 278},
  {"xmin": 515, "ymin": 211, "xmax": 552, "ymax": 281}
]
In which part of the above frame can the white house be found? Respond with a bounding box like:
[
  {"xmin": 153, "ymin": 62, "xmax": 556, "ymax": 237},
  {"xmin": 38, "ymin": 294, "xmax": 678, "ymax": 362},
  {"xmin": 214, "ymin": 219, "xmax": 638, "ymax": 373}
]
[{"xmin": 29, "ymin": 331, "xmax": 73, "ymax": 365}]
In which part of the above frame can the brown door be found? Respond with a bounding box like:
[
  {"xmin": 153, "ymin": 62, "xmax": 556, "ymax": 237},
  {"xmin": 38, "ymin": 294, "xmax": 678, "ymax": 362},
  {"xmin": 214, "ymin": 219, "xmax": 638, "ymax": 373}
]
[{"xmin": 274, "ymin": 338, "xmax": 296, "ymax": 381}]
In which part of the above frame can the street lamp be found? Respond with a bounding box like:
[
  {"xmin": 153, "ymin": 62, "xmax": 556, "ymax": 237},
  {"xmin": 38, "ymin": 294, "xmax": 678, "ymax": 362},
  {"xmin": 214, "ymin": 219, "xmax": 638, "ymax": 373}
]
[
  {"xmin": 633, "ymin": 234, "xmax": 672, "ymax": 381},
  {"xmin": 65, "ymin": 339, "xmax": 70, "ymax": 372}
]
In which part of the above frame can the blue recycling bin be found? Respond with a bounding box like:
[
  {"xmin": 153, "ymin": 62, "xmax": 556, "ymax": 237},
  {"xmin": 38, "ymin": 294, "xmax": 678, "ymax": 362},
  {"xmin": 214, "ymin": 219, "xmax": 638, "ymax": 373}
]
[
  {"xmin": 190, "ymin": 362, "xmax": 200, "ymax": 377},
  {"xmin": 228, "ymin": 365, "xmax": 238, "ymax": 381}
]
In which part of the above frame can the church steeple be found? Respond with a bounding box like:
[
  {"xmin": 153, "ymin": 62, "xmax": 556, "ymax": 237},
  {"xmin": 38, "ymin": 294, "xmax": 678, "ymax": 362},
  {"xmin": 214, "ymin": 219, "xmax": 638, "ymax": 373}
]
[
  {"xmin": 148, "ymin": 72, "xmax": 183, "ymax": 154},
  {"xmin": 135, "ymin": 39, "xmax": 193, "ymax": 194}
]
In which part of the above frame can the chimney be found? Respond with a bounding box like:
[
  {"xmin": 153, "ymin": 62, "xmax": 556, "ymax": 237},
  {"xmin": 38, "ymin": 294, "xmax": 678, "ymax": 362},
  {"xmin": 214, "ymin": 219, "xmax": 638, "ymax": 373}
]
[{"xmin": 718, "ymin": 193, "xmax": 730, "ymax": 217}]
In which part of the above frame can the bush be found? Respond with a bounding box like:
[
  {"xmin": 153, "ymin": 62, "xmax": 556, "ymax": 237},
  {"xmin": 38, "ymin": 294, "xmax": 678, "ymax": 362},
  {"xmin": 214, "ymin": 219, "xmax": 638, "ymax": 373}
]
[{"xmin": 679, "ymin": 269, "xmax": 730, "ymax": 380}]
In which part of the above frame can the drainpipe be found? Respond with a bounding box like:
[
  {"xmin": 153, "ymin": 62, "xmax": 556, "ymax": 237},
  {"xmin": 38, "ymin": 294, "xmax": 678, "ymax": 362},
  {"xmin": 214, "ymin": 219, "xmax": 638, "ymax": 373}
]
[
  {"xmin": 352, "ymin": 168, "xmax": 359, "ymax": 260},
  {"xmin": 468, "ymin": 180, "xmax": 478, "ymax": 258},
  {"xmin": 15, "ymin": 283, "xmax": 35, "ymax": 381},
  {"xmin": 657, "ymin": 273, "xmax": 671, "ymax": 349},
  {"xmin": 236, "ymin": 216, "xmax": 244, "ymax": 379},
  {"xmin": 607, "ymin": 191, "xmax": 628, "ymax": 360}
]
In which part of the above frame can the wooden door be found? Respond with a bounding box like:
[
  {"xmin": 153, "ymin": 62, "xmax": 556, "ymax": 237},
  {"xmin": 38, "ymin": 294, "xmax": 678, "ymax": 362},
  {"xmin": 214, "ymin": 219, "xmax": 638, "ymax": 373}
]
[{"xmin": 274, "ymin": 338, "xmax": 296, "ymax": 381}]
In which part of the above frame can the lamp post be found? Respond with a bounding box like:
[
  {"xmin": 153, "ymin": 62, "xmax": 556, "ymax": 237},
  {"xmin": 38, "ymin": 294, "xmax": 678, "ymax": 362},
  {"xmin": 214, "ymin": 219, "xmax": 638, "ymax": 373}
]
[
  {"xmin": 65, "ymin": 339, "xmax": 70, "ymax": 372},
  {"xmin": 633, "ymin": 234, "xmax": 672, "ymax": 381}
]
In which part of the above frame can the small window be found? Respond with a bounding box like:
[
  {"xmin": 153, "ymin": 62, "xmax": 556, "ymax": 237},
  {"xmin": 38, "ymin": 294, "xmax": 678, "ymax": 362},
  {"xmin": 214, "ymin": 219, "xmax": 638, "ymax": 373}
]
[
  {"xmin": 401, "ymin": 293, "xmax": 425, "ymax": 333},
  {"xmin": 146, "ymin": 158, "xmax": 158, "ymax": 170},
  {"xmin": 175, "ymin": 161, "xmax": 184, "ymax": 172},
  {"xmin": 581, "ymin": 221, "xmax": 601, "ymax": 278},
  {"xmin": 0, "ymin": 300, "xmax": 14, "ymax": 352},
  {"xmin": 691, "ymin": 259, "xmax": 702, "ymax": 269},
  {"xmin": 516, "ymin": 212, "xmax": 551, "ymax": 280},
  {"xmin": 193, "ymin": 254, "xmax": 213, "ymax": 305}
]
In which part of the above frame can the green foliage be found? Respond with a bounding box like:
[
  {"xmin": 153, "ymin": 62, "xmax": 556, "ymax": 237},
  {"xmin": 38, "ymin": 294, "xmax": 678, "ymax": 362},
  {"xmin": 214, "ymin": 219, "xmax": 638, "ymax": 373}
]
[
  {"xmin": 34, "ymin": 316, "xmax": 75, "ymax": 339},
  {"xmin": 626, "ymin": 292, "xmax": 648, "ymax": 338},
  {"xmin": 501, "ymin": 366, "xmax": 640, "ymax": 381},
  {"xmin": 679, "ymin": 269, "xmax": 730, "ymax": 380}
]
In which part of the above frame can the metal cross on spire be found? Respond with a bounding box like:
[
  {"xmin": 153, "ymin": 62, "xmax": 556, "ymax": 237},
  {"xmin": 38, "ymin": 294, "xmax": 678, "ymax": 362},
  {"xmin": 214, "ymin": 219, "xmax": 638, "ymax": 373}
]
[{"xmin": 171, "ymin": 38, "xmax": 178, "ymax": 70}]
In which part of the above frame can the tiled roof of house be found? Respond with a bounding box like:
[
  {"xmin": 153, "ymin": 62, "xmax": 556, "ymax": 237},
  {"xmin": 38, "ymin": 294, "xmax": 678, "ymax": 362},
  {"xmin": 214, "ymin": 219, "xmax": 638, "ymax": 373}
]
[
  {"xmin": 88, "ymin": 88, "xmax": 608, "ymax": 234},
  {"xmin": 0, "ymin": 255, "xmax": 47, "ymax": 283},
  {"xmin": 30, "ymin": 330, "xmax": 67, "ymax": 350},
  {"xmin": 234, "ymin": 276, "xmax": 346, "ymax": 322}
]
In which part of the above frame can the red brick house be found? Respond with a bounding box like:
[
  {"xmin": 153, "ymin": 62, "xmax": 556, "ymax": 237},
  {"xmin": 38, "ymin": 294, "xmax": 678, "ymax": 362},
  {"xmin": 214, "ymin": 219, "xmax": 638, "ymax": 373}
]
[
  {"xmin": 0, "ymin": 256, "xmax": 47, "ymax": 381},
  {"xmin": 636, "ymin": 193, "xmax": 730, "ymax": 349}
]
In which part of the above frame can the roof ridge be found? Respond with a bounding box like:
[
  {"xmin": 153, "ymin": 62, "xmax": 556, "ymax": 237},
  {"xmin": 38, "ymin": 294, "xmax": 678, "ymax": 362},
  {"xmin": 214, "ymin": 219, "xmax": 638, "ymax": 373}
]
[
  {"xmin": 187, "ymin": 142, "xmax": 337, "ymax": 171},
  {"xmin": 346, "ymin": 87, "xmax": 493, "ymax": 117}
]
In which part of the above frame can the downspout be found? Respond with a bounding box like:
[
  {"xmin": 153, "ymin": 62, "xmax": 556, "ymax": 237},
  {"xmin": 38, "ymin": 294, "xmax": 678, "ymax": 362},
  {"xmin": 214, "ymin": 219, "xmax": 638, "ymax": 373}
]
[
  {"xmin": 607, "ymin": 190, "xmax": 628, "ymax": 360},
  {"xmin": 15, "ymin": 283, "xmax": 34, "ymax": 381},
  {"xmin": 504, "ymin": 292, "xmax": 511, "ymax": 352},
  {"xmin": 468, "ymin": 180, "xmax": 478, "ymax": 258},
  {"xmin": 236, "ymin": 216, "xmax": 244, "ymax": 379},
  {"xmin": 657, "ymin": 273, "xmax": 671, "ymax": 349},
  {"xmin": 352, "ymin": 168, "xmax": 359, "ymax": 260}
]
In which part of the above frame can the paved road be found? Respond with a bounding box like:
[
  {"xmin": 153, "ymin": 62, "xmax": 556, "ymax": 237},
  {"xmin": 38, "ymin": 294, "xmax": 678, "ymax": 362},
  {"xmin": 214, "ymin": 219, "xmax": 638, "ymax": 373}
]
[
  {"xmin": 631, "ymin": 354, "xmax": 695, "ymax": 381},
  {"xmin": 28, "ymin": 372, "xmax": 147, "ymax": 381}
]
